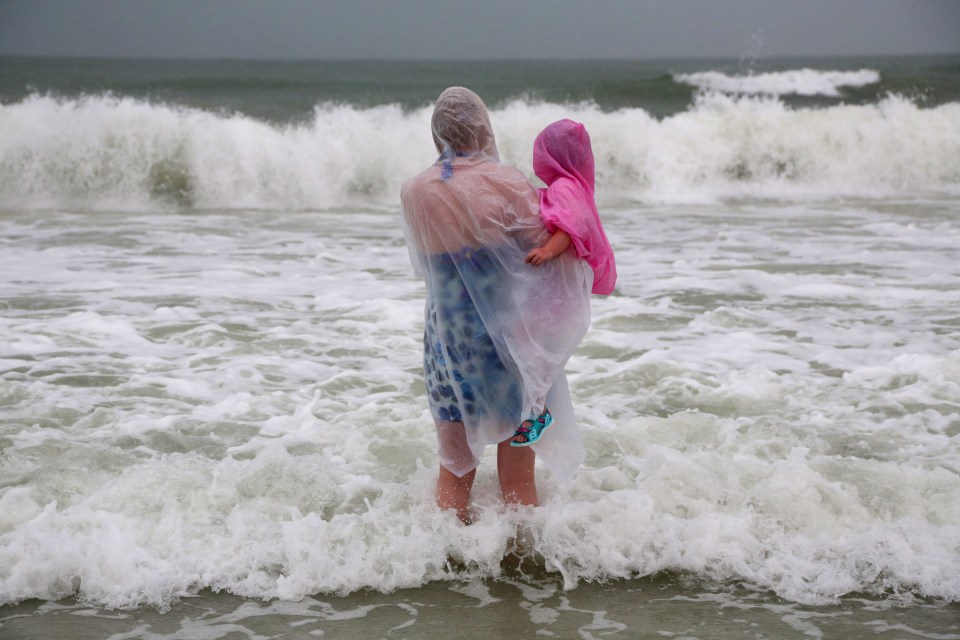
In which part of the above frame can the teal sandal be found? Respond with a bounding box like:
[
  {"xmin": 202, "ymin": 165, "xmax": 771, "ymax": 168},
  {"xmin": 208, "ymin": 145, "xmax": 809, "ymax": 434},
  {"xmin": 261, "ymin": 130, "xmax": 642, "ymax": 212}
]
[{"xmin": 510, "ymin": 408, "xmax": 553, "ymax": 447}]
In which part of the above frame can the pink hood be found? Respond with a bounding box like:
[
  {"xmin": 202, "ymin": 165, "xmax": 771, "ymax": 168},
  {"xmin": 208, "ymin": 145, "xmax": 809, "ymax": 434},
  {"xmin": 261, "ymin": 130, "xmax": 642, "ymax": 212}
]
[{"xmin": 533, "ymin": 119, "xmax": 617, "ymax": 295}]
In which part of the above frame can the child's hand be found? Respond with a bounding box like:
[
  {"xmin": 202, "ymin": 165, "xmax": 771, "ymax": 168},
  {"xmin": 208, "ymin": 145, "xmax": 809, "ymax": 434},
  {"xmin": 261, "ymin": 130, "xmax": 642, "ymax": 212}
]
[
  {"xmin": 526, "ymin": 229, "xmax": 570, "ymax": 266},
  {"xmin": 525, "ymin": 247, "xmax": 554, "ymax": 266}
]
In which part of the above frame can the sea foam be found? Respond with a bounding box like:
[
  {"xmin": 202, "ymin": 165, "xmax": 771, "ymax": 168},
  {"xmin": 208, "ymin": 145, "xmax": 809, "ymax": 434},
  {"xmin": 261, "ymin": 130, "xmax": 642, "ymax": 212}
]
[
  {"xmin": 1, "ymin": 199, "xmax": 959, "ymax": 609},
  {"xmin": 674, "ymin": 68, "xmax": 881, "ymax": 97},
  {"xmin": 1, "ymin": 91, "xmax": 959, "ymax": 210},
  {"xmin": 2, "ymin": 75, "xmax": 960, "ymax": 611}
]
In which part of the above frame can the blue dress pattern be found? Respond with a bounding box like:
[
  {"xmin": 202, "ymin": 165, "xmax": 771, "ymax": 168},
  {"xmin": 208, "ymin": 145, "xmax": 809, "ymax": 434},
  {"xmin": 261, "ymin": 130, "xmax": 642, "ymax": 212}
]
[{"xmin": 422, "ymin": 248, "xmax": 522, "ymax": 425}]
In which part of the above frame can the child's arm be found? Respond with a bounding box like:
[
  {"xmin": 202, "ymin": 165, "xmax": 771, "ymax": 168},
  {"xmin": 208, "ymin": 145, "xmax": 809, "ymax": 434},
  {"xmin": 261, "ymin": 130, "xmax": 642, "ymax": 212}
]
[{"xmin": 525, "ymin": 229, "xmax": 571, "ymax": 266}]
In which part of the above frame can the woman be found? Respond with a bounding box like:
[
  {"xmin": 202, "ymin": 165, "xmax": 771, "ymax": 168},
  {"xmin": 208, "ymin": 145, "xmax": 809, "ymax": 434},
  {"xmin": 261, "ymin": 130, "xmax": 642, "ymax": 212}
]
[{"xmin": 401, "ymin": 87, "xmax": 592, "ymax": 522}]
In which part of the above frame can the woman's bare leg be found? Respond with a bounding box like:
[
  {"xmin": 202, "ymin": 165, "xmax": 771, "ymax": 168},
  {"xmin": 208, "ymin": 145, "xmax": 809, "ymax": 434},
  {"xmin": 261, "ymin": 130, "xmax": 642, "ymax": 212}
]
[
  {"xmin": 497, "ymin": 440, "xmax": 538, "ymax": 507},
  {"xmin": 437, "ymin": 464, "xmax": 476, "ymax": 523},
  {"xmin": 435, "ymin": 420, "xmax": 477, "ymax": 523}
]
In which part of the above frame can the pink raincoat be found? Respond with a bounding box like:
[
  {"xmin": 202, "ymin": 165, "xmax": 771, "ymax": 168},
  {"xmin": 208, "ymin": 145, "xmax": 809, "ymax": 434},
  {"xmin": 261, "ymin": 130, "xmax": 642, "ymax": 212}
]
[{"xmin": 533, "ymin": 120, "xmax": 617, "ymax": 295}]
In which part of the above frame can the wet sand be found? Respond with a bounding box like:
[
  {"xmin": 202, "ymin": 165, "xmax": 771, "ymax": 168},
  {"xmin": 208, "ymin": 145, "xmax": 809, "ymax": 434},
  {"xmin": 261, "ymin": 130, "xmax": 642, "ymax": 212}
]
[{"xmin": 3, "ymin": 570, "xmax": 958, "ymax": 640}]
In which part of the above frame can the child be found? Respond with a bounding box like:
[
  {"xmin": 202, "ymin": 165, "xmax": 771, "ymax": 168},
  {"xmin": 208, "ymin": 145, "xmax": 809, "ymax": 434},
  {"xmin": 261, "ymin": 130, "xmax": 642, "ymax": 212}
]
[{"xmin": 511, "ymin": 119, "xmax": 617, "ymax": 447}]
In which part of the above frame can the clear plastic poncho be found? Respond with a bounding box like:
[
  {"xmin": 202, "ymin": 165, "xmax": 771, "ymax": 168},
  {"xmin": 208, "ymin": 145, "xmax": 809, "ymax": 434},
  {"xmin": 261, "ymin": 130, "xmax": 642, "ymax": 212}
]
[{"xmin": 400, "ymin": 87, "xmax": 592, "ymax": 482}]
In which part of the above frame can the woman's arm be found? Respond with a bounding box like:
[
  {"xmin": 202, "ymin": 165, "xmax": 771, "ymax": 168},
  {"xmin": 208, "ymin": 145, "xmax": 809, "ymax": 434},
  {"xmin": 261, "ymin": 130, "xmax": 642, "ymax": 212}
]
[{"xmin": 525, "ymin": 229, "xmax": 571, "ymax": 266}]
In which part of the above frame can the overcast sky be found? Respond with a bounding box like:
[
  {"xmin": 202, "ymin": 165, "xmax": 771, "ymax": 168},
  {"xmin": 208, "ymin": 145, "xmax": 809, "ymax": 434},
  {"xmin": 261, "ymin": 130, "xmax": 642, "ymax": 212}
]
[{"xmin": 1, "ymin": 0, "xmax": 958, "ymax": 60}]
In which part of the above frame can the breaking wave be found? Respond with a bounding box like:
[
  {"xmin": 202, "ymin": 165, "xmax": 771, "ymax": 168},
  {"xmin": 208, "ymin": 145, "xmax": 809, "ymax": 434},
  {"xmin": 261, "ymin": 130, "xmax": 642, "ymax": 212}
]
[
  {"xmin": 674, "ymin": 68, "xmax": 881, "ymax": 97},
  {"xmin": 1, "ymin": 90, "xmax": 958, "ymax": 210}
]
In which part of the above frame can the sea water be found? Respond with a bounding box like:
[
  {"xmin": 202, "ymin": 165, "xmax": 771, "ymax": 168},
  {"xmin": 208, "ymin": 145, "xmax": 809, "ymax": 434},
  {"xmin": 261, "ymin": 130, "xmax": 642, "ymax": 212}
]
[{"xmin": 1, "ymin": 56, "xmax": 959, "ymax": 638}]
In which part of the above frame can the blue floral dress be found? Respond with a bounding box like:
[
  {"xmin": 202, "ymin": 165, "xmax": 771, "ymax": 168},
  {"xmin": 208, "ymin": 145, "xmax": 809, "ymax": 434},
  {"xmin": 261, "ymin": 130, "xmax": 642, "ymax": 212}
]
[{"xmin": 422, "ymin": 248, "xmax": 522, "ymax": 425}]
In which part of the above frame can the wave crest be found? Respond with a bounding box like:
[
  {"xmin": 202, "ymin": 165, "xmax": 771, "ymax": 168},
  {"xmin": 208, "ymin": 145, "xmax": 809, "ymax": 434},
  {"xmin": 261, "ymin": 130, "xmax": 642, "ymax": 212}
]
[
  {"xmin": 674, "ymin": 68, "xmax": 881, "ymax": 97},
  {"xmin": 1, "ymin": 91, "xmax": 958, "ymax": 210}
]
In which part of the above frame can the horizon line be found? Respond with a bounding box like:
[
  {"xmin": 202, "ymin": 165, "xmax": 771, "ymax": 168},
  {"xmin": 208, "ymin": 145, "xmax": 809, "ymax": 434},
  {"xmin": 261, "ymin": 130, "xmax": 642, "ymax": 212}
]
[{"xmin": 2, "ymin": 51, "xmax": 960, "ymax": 64}]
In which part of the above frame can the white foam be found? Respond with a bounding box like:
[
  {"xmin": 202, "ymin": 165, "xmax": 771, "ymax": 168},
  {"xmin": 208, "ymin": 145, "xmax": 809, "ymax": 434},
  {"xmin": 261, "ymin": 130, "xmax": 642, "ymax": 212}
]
[
  {"xmin": 1, "ymin": 172, "xmax": 959, "ymax": 608},
  {"xmin": 1, "ymin": 91, "xmax": 959, "ymax": 210},
  {"xmin": 675, "ymin": 69, "xmax": 881, "ymax": 97}
]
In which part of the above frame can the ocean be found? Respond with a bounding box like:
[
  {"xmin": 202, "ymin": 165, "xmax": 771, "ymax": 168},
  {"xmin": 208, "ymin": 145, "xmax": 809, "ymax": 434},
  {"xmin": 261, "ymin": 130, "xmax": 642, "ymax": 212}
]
[{"xmin": 1, "ymin": 55, "xmax": 959, "ymax": 639}]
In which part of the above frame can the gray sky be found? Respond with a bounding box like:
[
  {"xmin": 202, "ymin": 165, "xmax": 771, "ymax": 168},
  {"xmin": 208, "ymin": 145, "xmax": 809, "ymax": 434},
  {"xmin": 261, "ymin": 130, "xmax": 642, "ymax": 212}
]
[{"xmin": 1, "ymin": 0, "xmax": 958, "ymax": 59}]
